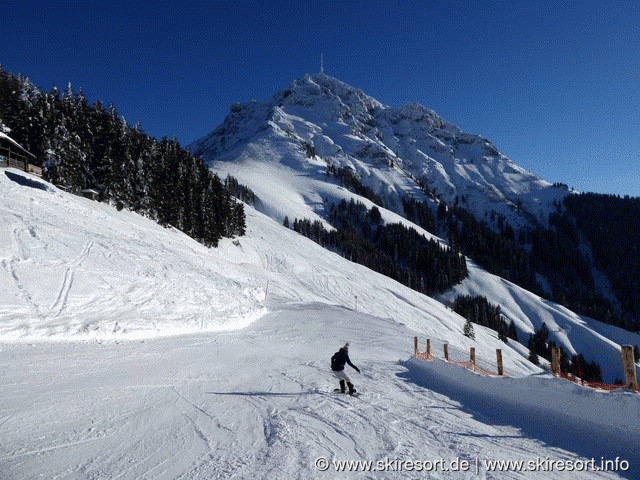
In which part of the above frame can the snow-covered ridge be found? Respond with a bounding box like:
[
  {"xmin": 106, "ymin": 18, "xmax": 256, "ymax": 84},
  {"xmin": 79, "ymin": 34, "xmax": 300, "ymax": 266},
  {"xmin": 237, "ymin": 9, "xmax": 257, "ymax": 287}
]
[
  {"xmin": 0, "ymin": 167, "xmax": 506, "ymax": 355},
  {"xmin": 190, "ymin": 72, "xmax": 568, "ymax": 228}
]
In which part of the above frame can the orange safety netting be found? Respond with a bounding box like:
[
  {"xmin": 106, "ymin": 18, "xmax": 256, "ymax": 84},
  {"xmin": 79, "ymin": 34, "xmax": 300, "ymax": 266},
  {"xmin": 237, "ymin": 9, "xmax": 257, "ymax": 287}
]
[
  {"xmin": 414, "ymin": 350, "xmax": 434, "ymax": 361},
  {"xmin": 554, "ymin": 371, "xmax": 640, "ymax": 393},
  {"xmin": 414, "ymin": 347, "xmax": 502, "ymax": 376},
  {"xmin": 445, "ymin": 357, "xmax": 503, "ymax": 376}
]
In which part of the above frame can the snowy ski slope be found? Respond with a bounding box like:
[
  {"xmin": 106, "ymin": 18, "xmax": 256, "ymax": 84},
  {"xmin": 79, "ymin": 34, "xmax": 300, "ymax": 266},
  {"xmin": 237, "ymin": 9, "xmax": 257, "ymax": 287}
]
[{"xmin": 1, "ymin": 168, "xmax": 639, "ymax": 479}]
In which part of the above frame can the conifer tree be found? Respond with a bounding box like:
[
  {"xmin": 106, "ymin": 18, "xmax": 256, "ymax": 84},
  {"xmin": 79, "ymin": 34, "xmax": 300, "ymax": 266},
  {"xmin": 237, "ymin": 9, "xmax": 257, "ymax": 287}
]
[
  {"xmin": 0, "ymin": 65, "xmax": 246, "ymax": 249},
  {"xmin": 463, "ymin": 319, "xmax": 475, "ymax": 340},
  {"xmin": 528, "ymin": 347, "xmax": 539, "ymax": 365}
]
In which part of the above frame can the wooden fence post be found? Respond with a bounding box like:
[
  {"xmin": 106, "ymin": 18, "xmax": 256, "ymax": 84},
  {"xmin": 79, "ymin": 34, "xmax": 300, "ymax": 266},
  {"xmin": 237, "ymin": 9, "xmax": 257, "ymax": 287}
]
[
  {"xmin": 443, "ymin": 343, "xmax": 449, "ymax": 361},
  {"xmin": 496, "ymin": 349, "xmax": 504, "ymax": 376},
  {"xmin": 622, "ymin": 345, "xmax": 638, "ymax": 389},
  {"xmin": 551, "ymin": 346, "xmax": 561, "ymax": 375},
  {"xmin": 470, "ymin": 347, "xmax": 476, "ymax": 366},
  {"xmin": 426, "ymin": 339, "xmax": 431, "ymax": 357},
  {"xmin": 414, "ymin": 336, "xmax": 418, "ymax": 356}
]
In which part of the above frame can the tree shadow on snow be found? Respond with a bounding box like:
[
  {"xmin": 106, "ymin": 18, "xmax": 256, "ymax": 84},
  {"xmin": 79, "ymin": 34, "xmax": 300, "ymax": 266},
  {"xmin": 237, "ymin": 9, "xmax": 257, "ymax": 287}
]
[{"xmin": 397, "ymin": 359, "xmax": 640, "ymax": 480}]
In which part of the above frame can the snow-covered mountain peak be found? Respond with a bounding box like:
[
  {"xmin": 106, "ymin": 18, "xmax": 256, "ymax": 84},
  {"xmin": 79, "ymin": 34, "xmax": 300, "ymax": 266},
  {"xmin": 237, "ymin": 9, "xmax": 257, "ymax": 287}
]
[
  {"xmin": 191, "ymin": 73, "xmax": 569, "ymax": 229},
  {"xmin": 278, "ymin": 73, "xmax": 385, "ymax": 114},
  {"xmin": 191, "ymin": 100, "xmax": 272, "ymax": 158}
]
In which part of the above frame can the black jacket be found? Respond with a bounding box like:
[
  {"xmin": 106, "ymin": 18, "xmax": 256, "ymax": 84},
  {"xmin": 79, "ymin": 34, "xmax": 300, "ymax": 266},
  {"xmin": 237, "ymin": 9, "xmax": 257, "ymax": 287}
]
[{"xmin": 331, "ymin": 349, "xmax": 360, "ymax": 373}]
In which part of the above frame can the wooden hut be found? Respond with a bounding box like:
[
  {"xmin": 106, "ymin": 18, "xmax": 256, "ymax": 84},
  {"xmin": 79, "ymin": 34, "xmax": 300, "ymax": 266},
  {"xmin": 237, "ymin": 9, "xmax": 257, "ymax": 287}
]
[{"xmin": 0, "ymin": 132, "xmax": 37, "ymax": 174}]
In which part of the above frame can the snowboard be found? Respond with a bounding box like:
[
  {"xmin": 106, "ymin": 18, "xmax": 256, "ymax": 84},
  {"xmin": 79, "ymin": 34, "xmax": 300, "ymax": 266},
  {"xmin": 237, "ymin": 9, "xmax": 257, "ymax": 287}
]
[{"xmin": 333, "ymin": 388, "xmax": 361, "ymax": 397}]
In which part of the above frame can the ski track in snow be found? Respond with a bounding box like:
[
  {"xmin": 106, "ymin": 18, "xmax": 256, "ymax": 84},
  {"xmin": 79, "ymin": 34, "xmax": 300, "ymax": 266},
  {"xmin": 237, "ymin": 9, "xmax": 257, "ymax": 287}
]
[
  {"xmin": 2, "ymin": 308, "xmax": 639, "ymax": 479},
  {"xmin": 49, "ymin": 241, "xmax": 92, "ymax": 317}
]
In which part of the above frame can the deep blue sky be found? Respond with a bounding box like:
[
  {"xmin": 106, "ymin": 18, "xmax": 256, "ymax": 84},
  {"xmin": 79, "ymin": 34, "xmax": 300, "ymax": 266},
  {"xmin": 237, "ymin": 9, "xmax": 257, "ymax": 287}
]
[{"xmin": 2, "ymin": 0, "xmax": 640, "ymax": 196}]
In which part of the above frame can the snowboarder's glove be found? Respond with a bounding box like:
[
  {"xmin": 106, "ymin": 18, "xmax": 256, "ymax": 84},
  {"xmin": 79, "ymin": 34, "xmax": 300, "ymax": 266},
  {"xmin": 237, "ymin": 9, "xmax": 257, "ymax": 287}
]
[{"xmin": 355, "ymin": 367, "xmax": 361, "ymax": 373}]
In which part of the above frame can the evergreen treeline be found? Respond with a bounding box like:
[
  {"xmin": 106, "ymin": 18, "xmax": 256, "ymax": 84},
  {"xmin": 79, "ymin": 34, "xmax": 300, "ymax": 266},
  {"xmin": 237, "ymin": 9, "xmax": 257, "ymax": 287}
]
[
  {"xmin": 224, "ymin": 175, "xmax": 256, "ymax": 205},
  {"xmin": 530, "ymin": 210, "xmax": 605, "ymax": 320},
  {"xmin": 326, "ymin": 164, "xmax": 384, "ymax": 206},
  {"xmin": 402, "ymin": 197, "xmax": 436, "ymax": 233},
  {"xmin": 445, "ymin": 206, "xmax": 537, "ymax": 291},
  {"xmin": 452, "ymin": 295, "xmax": 518, "ymax": 343},
  {"xmin": 441, "ymin": 202, "xmax": 634, "ymax": 332},
  {"xmin": 0, "ymin": 66, "xmax": 244, "ymax": 247},
  {"xmin": 290, "ymin": 198, "xmax": 467, "ymax": 296},
  {"xmin": 564, "ymin": 193, "xmax": 640, "ymax": 330}
]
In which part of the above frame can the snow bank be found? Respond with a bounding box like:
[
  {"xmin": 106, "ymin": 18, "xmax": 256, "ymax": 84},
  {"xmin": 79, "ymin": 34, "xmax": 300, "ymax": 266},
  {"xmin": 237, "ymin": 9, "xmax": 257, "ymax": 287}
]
[{"xmin": 403, "ymin": 357, "xmax": 640, "ymax": 478}]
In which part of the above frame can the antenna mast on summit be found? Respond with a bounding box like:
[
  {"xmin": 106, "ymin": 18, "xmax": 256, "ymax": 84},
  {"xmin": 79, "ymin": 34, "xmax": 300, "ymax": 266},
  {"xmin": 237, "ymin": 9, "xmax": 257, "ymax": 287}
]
[{"xmin": 320, "ymin": 52, "xmax": 325, "ymax": 74}]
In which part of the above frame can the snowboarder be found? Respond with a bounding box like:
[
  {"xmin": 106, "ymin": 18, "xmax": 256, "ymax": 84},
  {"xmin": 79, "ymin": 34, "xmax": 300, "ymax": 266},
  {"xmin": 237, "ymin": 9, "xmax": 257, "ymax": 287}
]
[{"xmin": 331, "ymin": 342, "xmax": 360, "ymax": 395}]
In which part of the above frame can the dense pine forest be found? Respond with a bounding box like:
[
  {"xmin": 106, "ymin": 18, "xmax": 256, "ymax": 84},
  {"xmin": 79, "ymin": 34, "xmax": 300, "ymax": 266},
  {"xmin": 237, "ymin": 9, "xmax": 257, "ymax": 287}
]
[
  {"xmin": 0, "ymin": 66, "xmax": 244, "ymax": 247},
  {"xmin": 325, "ymin": 164, "xmax": 384, "ymax": 206},
  {"xmin": 440, "ymin": 199, "xmax": 640, "ymax": 333},
  {"xmin": 452, "ymin": 294, "xmax": 518, "ymax": 343},
  {"xmin": 289, "ymin": 199, "xmax": 468, "ymax": 296},
  {"xmin": 564, "ymin": 193, "xmax": 640, "ymax": 329}
]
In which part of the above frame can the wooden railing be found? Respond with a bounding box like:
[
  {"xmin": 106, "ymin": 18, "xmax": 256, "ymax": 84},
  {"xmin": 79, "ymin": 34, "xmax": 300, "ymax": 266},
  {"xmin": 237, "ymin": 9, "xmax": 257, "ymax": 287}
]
[{"xmin": 414, "ymin": 336, "xmax": 640, "ymax": 393}]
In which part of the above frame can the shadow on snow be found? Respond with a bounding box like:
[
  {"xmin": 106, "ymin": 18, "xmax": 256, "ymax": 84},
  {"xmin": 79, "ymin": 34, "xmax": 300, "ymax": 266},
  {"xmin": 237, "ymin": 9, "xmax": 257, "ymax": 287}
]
[
  {"xmin": 397, "ymin": 359, "xmax": 640, "ymax": 480},
  {"xmin": 206, "ymin": 391, "xmax": 326, "ymax": 397}
]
